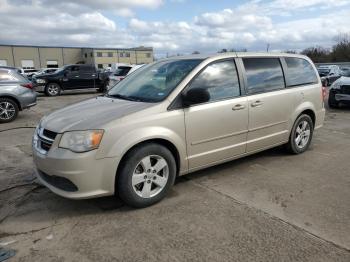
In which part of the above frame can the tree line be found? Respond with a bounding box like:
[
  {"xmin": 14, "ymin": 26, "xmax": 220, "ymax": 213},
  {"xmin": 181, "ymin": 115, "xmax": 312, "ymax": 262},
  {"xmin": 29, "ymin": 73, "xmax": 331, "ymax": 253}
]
[{"xmin": 192, "ymin": 33, "xmax": 350, "ymax": 63}]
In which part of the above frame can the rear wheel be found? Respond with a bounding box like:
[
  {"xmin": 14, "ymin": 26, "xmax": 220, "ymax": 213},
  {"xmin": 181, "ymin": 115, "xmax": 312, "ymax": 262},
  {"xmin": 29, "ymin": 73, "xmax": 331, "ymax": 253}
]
[
  {"xmin": 117, "ymin": 143, "xmax": 176, "ymax": 208},
  {"xmin": 0, "ymin": 98, "xmax": 19, "ymax": 123},
  {"xmin": 286, "ymin": 114, "xmax": 314, "ymax": 154},
  {"xmin": 45, "ymin": 83, "xmax": 61, "ymax": 96}
]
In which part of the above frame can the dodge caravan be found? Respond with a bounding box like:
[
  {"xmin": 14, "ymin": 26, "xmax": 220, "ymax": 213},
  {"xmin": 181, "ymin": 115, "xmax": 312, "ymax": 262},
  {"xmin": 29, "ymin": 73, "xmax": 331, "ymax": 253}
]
[{"xmin": 32, "ymin": 53, "xmax": 325, "ymax": 208}]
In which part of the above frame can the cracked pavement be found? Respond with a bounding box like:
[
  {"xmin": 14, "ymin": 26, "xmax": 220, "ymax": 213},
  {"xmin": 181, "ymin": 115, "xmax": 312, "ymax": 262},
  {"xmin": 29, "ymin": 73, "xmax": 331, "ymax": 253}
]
[{"xmin": 0, "ymin": 90, "xmax": 349, "ymax": 261}]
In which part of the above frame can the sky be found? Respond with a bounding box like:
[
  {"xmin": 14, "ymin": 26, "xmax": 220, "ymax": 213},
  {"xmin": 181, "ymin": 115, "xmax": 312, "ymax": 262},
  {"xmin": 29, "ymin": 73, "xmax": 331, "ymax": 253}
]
[{"xmin": 0, "ymin": 0, "xmax": 350, "ymax": 57}]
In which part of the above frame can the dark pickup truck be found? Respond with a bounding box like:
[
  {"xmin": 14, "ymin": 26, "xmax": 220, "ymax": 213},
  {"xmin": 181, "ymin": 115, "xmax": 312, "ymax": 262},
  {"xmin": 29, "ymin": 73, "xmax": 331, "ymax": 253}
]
[{"xmin": 34, "ymin": 64, "xmax": 109, "ymax": 96}]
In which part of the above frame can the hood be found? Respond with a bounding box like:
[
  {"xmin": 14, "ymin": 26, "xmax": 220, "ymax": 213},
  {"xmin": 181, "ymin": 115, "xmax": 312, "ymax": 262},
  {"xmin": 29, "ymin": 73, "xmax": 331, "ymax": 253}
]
[
  {"xmin": 332, "ymin": 76, "xmax": 350, "ymax": 87},
  {"xmin": 41, "ymin": 96, "xmax": 154, "ymax": 133}
]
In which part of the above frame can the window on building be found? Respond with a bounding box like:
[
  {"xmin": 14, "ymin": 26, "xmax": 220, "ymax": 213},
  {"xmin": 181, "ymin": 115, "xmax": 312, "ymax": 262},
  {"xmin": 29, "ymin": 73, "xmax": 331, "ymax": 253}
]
[
  {"xmin": 284, "ymin": 57, "xmax": 318, "ymax": 87},
  {"xmin": 125, "ymin": 52, "xmax": 130, "ymax": 57},
  {"xmin": 243, "ymin": 58, "xmax": 285, "ymax": 94},
  {"xmin": 108, "ymin": 64, "xmax": 112, "ymax": 67},
  {"xmin": 186, "ymin": 60, "xmax": 240, "ymax": 104},
  {"xmin": 97, "ymin": 52, "xmax": 102, "ymax": 57},
  {"xmin": 119, "ymin": 52, "xmax": 124, "ymax": 57},
  {"xmin": 90, "ymin": 52, "xmax": 93, "ymax": 57},
  {"xmin": 84, "ymin": 53, "xmax": 87, "ymax": 58},
  {"xmin": 108, "ymin": 52, "xmax": 113, "ymax": 57},
  {"xmin": 0, "ymin": 59, "xmax": 7, "ymax": 66},
  {"xmin": 46, "ymin": 60, "xmax": 58, "ymax": 68},
  {"xmin": 146, "ymin": 53, "xmax": 151, "ymax": 58},
  {"xmin": 97, "ymin": 64, "xmax": 103, "ymax": 69},
  {"xmin": 21, "ymin": 60, "xmax": 35, "ymax": 69}
]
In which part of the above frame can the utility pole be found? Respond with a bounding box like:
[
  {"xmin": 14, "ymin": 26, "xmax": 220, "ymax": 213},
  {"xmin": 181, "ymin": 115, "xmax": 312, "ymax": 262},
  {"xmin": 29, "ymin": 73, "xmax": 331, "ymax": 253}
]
[{"xmin": 266, "ymin": 43, "xmax": 270, "ymax": 52}]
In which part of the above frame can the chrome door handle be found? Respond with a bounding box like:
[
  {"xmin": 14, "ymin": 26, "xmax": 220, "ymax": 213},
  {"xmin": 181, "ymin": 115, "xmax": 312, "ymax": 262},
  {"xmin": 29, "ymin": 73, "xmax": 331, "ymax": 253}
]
[
  {"xmin": 92, "ymin": 74, "xmax": 96, "ymax": 77},
  {"xmin": 232, "ymin": 104, "xmax": 245, "ymax": 111},
  {"xmin": 75, "ymin": 75, "xmax": 79, "ymax": 78},
  {"xmin": 251, "ymin": 100, "xmax": 263, "ymax": 107}
]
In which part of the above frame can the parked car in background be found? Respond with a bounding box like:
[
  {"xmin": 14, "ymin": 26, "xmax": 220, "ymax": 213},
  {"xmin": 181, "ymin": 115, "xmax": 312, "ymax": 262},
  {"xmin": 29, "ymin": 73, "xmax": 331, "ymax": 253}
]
[
  {"xmin": 34, "ymin": 64, "xmax": 109, "ymax": 96},
  {"xmin": 23, "ymin": 69, "xmax": 39, "ymax": 80},
  {"xmin": 0, "ymin": 68, "xmax": 37, "ymax": 123},
  {"xmin": 328, "ymin": 74, "xmax": 350, "ymax": 108},
  {"xmin": 108, "ymin": 64, "xmax": 145, "ymax": 89},
  {"xmin": 317, "ymin": 65, "xmax": 342, "ymax": 86},
  {"xmin": 33, "ymin": 68, "xmax": 58, "ymax": 77},
  {"xmin": 32, "ymin": 53, "xmax": 325, "ymax": 208},
  {"xmin": 340, "ymin": 67, "xmax": 350, "ymax": 77}
]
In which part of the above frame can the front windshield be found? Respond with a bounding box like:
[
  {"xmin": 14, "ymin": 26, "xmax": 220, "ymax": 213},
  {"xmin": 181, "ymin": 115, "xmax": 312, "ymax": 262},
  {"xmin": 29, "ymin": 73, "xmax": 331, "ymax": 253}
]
[
  {"xmin": 107, "ymin": 59, "xmax": 203, "ymax": 102},
  {"xmin": 55, "ymin": 65, "xmax": 69, "ymax": 73}
]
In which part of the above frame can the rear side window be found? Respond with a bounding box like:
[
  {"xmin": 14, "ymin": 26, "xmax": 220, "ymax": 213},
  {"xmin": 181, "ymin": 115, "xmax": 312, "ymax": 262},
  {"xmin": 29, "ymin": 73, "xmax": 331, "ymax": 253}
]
[
  {"xmin": 187, "ymin": 60, "xmax": 240, "ymax": 102},
  {"xmin": 285, "ymin": 58, "xmax": 318, "ymax": 87},
  {"xmin": 243, "ymin": 58, "xmax": 285, "ymax": 94},
  {"xmin": 0, "ymin": 70, "xmax": 24, "ymax": 82}
]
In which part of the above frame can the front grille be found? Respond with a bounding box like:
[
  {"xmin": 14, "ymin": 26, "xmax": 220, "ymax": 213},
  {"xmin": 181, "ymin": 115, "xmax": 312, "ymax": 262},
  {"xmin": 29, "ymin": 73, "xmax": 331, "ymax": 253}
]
[
  {"xmin": 340, "ymin": 85, "xmax": 350, "ymax": 95},
  {"xmin": 43, "ymin": 129, "xmax": 57, "ymax": 140},
  {"xmin": 34, "ymin": 128, "xmax": 57, "ymax": 154},
  {"xmin": 38, "ymin": 170, "xmax": 78, "ymax": 192}
]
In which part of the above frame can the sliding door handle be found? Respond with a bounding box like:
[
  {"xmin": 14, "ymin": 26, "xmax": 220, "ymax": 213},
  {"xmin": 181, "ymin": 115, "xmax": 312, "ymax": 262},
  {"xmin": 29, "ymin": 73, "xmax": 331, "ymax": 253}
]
[
  {"xmin": 251, "ymin": 100, "xmax": 263, "ymax": 107},
  {"xmin": 232, "ymin": 104, "xmax": 245, "ymax": 111}
]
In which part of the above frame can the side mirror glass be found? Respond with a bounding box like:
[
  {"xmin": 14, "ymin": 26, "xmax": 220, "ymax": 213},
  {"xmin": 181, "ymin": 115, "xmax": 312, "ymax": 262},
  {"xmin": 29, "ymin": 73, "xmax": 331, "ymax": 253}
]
[{"xmin": 182, "ymin": 88, "xmax": 210, "ymax": 107}]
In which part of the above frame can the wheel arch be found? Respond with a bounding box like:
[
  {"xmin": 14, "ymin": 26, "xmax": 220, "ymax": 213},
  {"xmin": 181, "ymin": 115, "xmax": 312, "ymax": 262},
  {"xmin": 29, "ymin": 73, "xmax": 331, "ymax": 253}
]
[
  {"xmin": 0, "ymin": 95, "xmax": 22, "ymax": 110},
  {"xmin": 115, "ymin": 138, "xmax": 181, "ymax": 178}
]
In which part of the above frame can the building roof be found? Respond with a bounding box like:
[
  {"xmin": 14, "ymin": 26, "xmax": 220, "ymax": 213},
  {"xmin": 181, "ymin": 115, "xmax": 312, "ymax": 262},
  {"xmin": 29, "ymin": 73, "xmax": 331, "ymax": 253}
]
[{"xmin": 0, "ymin": 44, "xmax": 153, "ymax": 51}]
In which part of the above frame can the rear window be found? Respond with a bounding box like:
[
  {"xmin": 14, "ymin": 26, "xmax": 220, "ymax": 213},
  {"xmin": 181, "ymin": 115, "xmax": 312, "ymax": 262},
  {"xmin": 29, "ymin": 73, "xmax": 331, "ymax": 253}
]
[
  {"xmin": 243, "ymin": 58, "xmax": 285, "ymax": 94},
  {"xmin": 0, "ymin": 69, "xmax": 26, "ymax": 82},
  {"xmin": 285, "ymin": 58, "xmax": 318, "ymax": 87}
]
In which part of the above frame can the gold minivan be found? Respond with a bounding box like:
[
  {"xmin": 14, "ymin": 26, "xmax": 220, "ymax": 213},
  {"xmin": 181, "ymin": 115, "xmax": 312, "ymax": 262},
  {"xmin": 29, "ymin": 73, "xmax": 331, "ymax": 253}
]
[{"xmin": 33, "ymin": 53, "xmax": 325, "ymax": 207}]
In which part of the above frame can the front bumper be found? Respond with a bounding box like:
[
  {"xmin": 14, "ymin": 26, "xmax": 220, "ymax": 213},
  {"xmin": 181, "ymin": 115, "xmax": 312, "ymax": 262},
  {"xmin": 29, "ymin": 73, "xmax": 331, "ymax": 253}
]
[
  {"xmin": 34, "ymin": 85, "xmax": 46, "ymax": 92},
  {"xmin": 33, "ymin": 141, "xmax": 119, "ymax": 199}
]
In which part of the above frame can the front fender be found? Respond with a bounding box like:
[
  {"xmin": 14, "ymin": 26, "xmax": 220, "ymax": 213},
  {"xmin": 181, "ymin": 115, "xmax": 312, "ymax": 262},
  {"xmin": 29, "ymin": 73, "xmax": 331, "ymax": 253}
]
[{"xmin": 101, "ymin": 126, "xmax": 188, "ymax": 174}]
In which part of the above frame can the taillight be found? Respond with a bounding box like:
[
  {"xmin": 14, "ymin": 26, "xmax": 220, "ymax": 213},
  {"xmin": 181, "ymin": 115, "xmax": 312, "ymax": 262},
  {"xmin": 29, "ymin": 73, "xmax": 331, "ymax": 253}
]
[
  {"xmin": 322, "ymin": 86, "xmax": 326, "ymax": 101},
  {"xmin": 21, "ymin": 83, "xmax": 33, "ymax": 89}
]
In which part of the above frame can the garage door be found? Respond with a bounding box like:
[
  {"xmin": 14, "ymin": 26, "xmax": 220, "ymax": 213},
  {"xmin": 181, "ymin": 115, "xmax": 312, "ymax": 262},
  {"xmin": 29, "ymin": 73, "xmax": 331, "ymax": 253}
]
[
  {"xmin": 47, "ymin": 60, "xmax": 58, "ymax": 68},
  {"xmin": 21, "ymin": 60, "xmax": 34, "ymax": 69},
  {"xmin": 0, "ymin": 60, "xmax": 7, "ymax": 66}
]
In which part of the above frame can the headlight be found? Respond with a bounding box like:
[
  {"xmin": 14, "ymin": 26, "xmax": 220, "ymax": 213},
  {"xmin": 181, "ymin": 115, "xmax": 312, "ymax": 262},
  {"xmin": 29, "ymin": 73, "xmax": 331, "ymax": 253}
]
[
  {"xmin": 330, "ymin": 82, "xmax": 341, "ymax": 90},
  {"xmin": 36, "ymin": 79, "xmax": 46, "ymax": 84},
  {"xmin": 59, "ymin": 130, "xmax": 104, "ymax": 153}
]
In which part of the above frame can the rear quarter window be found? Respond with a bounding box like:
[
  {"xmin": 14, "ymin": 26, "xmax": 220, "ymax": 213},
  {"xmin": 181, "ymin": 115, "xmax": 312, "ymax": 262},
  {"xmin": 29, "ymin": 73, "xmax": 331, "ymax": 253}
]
[{"xmin": 285, "ymin": 57, "xmax": 318, "ymax": 87}]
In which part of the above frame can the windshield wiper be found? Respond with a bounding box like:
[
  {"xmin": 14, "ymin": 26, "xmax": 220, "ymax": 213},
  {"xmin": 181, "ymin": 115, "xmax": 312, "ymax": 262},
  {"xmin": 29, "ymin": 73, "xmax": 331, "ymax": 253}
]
[{"xmin": 106, "ymin": 93, "xmax": 142, "ymax": 102}]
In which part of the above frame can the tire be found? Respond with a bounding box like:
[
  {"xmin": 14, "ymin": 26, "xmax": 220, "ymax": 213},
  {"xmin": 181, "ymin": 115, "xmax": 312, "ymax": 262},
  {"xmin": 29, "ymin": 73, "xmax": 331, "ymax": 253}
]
[
  {"xmin": 0, "ymin": 98, "xmax": 19, "ymax": 123},
  {"xmin": 286, "ymin": 114, "xmax": 314, "ymax": 154},
  {"xmin": 117, "ymin": 143, "xmax": 177, "ymax": 208},
  {"xmin": 45, "ymin": 83, "xmax": 61, "ymax": 96},
  {"xmin": 328, "ymin": 92, "xmax": 339, "ymax": 108}
]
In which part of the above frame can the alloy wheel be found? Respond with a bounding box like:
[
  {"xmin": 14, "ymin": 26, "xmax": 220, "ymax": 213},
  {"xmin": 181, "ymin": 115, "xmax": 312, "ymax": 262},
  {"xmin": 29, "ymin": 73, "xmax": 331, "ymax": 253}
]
[
  {"xmin": 295, "ymin": 120, "xmax": 311, "ymax": 149},
  {"xmin": 47, "ymin": 84, "xmax": 59, "ymax": 96},
  {"xmin": 0, "ymin": 101, "xmax": 16, "ymax": 121},
  {"xmin": 132, "ymin": 155, "xmax": 169, "ymax": 198}
]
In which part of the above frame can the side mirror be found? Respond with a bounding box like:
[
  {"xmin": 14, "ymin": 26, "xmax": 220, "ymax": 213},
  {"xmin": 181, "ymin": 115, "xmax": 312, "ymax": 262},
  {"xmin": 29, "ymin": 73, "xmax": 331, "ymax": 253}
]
[{"xmin": 182, "ymin": 88, "xmax": 210, "ymax": 107}]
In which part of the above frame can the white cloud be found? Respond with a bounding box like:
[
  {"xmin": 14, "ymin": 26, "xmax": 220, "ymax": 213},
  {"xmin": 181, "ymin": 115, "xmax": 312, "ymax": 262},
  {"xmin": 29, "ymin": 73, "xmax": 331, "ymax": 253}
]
[{"xmin": 0, "ymin": 0, "xmax": 350, "ymax": 56}]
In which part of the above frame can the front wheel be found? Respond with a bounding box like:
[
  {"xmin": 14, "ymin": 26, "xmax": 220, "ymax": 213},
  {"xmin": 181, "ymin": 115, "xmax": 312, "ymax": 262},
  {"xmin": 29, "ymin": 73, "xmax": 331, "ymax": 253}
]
[
  {"xmin": 45, "ymin": 83, "xmax": 61, "ymax": 96},
  {"xmin": 286, "ymin": 114, "xmax": 314, "ymax": 154},
  {"xmin": 0, "ymin": 98, "xmax": 19, "ymax": 123},
  {"xmin": 117, "ymin": 143, "xmax": 176, "ymax": 208}
]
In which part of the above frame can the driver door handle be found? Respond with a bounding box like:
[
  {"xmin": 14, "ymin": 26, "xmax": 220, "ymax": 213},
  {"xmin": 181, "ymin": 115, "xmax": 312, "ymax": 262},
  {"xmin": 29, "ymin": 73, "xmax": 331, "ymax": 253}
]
[
  {"xmin": 251, "ymin": 100, "xmax": 263, "ymax": 107},
  {"xmin": 232, "ymin": 104, "xmax": 245, "ymax": 111}
]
